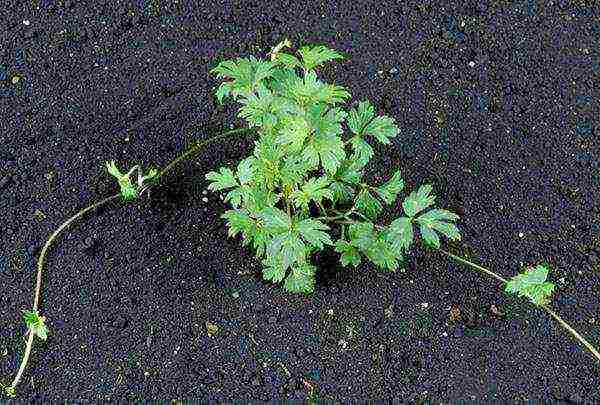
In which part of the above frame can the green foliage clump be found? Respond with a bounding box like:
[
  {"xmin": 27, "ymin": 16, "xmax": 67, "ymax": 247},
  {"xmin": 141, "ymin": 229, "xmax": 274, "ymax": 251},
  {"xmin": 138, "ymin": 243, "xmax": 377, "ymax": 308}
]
[{"xmin": 205, "ymin": 40, "xmax": 461, "ymax": 294}]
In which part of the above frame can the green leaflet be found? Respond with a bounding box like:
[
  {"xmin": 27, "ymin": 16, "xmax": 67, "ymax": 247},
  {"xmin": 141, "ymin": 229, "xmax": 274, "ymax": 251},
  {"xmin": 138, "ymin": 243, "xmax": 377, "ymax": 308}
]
[
  {"xmin": 291, "ymin": 176, "xmax": 333, "ymax": 211},
  {"xmin": 375, "ymin": 169, "xmax": 404, "ymax": 204},
  {"xmin": 210, "ymin": 56, "xmax": 277, "ymax": 98},
  {"xmin": 302, "ymin": 130, "xmax": 346, "ymax": 175},
  {"xmin": 293, "ymin": 71, "xmax": 351, "ymax": 106},
  {"xmin": 402, "ymin": 184, "xmax": 436, "ymax": 217},
  {"xmin": 23, "ymin": 310, "xmax": 48, "ymax": 341},
  {"xmin": 265, "ymin": 232, "xmax": 306, "ymax": 271},
  {"xmin": 205, "ymin": 167, "xmax": 238, "ymax": 191},
  {"xmin": 257, "ymin": 207, "xmax": 291, "ymax": 235},
  {"xmin": 364, "ymin": 115, "xmax": 399, "ymax": 145},
  {"xmin": 345, "ymin": 223, "xmax": 398, "ymax": 270},
  {"xmin": 284, "ymin": 262, "xmax": 317, "ymax": 293},
  {"xmin": 298, "ymin": 44, "xmax": 345, "ymax": 71},
  {"xmin": 297, "ymin": 218, "xmax": 333, "ymax": 250},
  {"xmin": 347, "ymin": 222, "xmax": 377, "ymax": 250},
  {"xmin": 349, "ymin": 135, "xmax": 374, "ymax": 167},
  {"xmin": 384, "ymin": 217, "xmax": 414, "ymax": 253},
  {"xmin": 364, "ymin": 237, "xmax": 398, "ymax": 270},
  {"xmin": 334, "ymin": 240, "xmax": 361, "ymax": 267},
  {"xmin": 505, "ymin": 264, "xmax": 556, "ymax": 306},
  {"xmin": 347, "ymin": 100, "xmax": 375, "ymax": 136},
  {"xmin": 355, "ymin": 189, "xmax": 383, "ymax": 220},
  {"xmin": 277, "ymin": 114, "xmax": 311, "ymax": 154},
  {"xmin": 346, "ymin": 100, "xmax": 398, "ymax": 145},
  {"xmin": 236, "ymin": 157, "xmax": 255, "ymax": 185}
]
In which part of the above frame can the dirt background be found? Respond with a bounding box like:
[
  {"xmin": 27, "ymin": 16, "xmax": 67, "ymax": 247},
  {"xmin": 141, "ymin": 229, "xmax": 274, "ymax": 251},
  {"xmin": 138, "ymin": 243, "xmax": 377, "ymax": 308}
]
[{"xmin": 1, "ymin": 0, "xmax": 599, "ymax": 402}]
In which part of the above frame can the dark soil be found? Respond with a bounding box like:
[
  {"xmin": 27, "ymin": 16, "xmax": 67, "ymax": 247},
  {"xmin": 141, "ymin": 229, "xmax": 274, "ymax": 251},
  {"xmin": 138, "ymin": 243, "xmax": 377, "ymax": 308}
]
[{"xmin": 1, "ymin": 0, "xmax": 599, "ymax": 402}]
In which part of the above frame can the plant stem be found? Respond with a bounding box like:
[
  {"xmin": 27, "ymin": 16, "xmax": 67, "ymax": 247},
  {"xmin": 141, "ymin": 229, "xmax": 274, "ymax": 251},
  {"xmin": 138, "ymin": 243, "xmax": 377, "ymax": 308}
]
[
  {"xmin": 150, "ymin": 127, "xmax": 256, "ymax": 186},
  {"xmin": 8, "ymin": 127, "xmax": 256, "ymax": 396},
  {"xmin": 8, "ymin": 193, "xmax": 121, "ymax": 393},
  {"xmin": 436, "ymin": 247, "xmax": 600, "ymax": 363}
]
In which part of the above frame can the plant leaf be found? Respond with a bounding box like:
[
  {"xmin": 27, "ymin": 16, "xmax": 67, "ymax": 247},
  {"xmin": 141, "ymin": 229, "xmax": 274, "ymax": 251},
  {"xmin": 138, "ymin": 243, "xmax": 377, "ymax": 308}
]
[
  {"xmin": 347, "ymin": 101, "xmax": 375, "ymax": 136},
  {"xmin": 364, "ymin": 237, "xmax": 398, "ymax": 270},
  {"xmin": 257, "ymin": 207, "xmax": 292, "ymax": 235},
  {"xmin": 375, "ymin": 169, "xmax": 404, "ymax": 204},
  {"xmin": 348, "ymin": 222, "xmax": 377, "ymax": 250},
  {"xmin": 23, "ymin": 310, "xmax": 48, "ymax": 341},
  {"xmin": 505, "ymin": 264, "xmax": 556, "ymax": 306},
  {"xmin": 364, "ymin": 115, "xmax": 399, "ymax": 145},
  {"xmin": 205, "ymin": 167, "xmax": 238, "ymax": 191},
  {"xmin": 419, "ymin": 223, "xmax": 441, "ymax": 248},
  {"xmin": 355, "ymin": 189, "xmax": 383, "ymax": 220},
  {"xmin": 402, "ymin": 184, "xmax": 436, "ymax": 217},
  {"xmin": 334, "ymin": 240, "xmax": 361, "ymax": 267},
  {"xmin": 298, "ymin": 44, "xmax": 345, "ymax": 71},
  {"xmin": 262, "ymin": 261, "xmax": 286, "ymax": 283},
  {"xmin": 384, "ymin": 217, "xmax": 414, "ymax": 253},
  {"xmin": 284, "ymin": 262, "xmax": 317, "ymax": 294},
  {"xmin": 291, "ymin": 176, "xmax": 333, "ymax": 210},
  {"xmin": 297, "ymin": 218, "xmax": 333, "ymax": 250}
]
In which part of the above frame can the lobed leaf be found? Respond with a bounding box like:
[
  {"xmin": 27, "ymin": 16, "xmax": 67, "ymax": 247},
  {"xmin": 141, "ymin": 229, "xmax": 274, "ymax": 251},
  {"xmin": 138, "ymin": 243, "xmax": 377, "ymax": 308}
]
[
  {"xmin": 505, "ymin": 264, "xmax": 556, "ymax": 306},
  {"xmin": 384, "ymin": 217, "xmax": 414, "ymax": 253},
  {"xmin": 257, "ymin": 207, "xmax": 291, "ymax": 235},
  {"xmin": 355, "ymin": 189, "xmax": 383, "ymax": 220},
  {"xmin": 291, "ymin": 176, "xmax": 333, "ymax": 211},
  {"xmin": 334, "ymin": 240, "xmax": 361, "ymax": 267},
  {"xmin": 298, "ymin": 44, "xmax": 345, "ymax": 71},
  {"xmin": 347, "ymin": 101, "xmax": 375, "ymax": 136},
  {"xmin": 284, "ymin": 262, "xmax": 317, "ymax": 293},
  {"xmin": 375, "ymin": 169, "xmax": 404, "ymax": 204},
  {"xmin": 364, "ymin": 115, "xmax": 399, "ymax": 145},
  {"xmin": 206, "ymin": 167, "xmax": 238, "ymax": 191},
  {"xmin": 297, "ymin": 218, "xmax": 333, "ymax": 250},
  {"xmin": 402, "ymin": 184, "xmax": 436, "ymax": 217}
]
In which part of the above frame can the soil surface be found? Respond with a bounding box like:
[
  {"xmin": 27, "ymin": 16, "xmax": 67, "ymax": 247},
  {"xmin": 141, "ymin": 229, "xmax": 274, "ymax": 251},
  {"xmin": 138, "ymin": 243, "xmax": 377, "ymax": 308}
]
[{"xmin": 1, "ymin": 0, "xmax": 599, "ymax": 402}]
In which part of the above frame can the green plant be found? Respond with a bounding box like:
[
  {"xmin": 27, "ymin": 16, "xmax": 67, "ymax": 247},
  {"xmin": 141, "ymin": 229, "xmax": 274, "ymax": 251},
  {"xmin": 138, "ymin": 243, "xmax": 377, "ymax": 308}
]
[{"xmin": 3, "ymin": 39, "xmax": 599, "ymax": 398}]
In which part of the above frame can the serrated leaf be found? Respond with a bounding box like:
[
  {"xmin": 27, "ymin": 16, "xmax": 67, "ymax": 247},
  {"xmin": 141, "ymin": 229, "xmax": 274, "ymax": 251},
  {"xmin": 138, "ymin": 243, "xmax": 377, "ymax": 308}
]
[
  {"xmin": 364, "ymin": 115, "xmax": 399, "ymax": 145},
  {"xmin": 221, "ymin": 209, "xmax": 254, "ymax": 239},
  {"xmin": 274, "ymin": 52, "xmax": 302, "ymax": 69},
  {"xmin": 350, "ymin": 136, "xmax": 374, "ymax": 167},
  {"xmin": 210, "ymin": 56, "xmax": 277, "ymax": 97},
  {"xmin": 298, "ymin": 44, "xmax": 345, "ymax": 71},
  {"xmin": 364, "ymin": 238, "xmax": 398, "ymax": 270},
  {"xmin": 415, "ymin": 208, "xmax": 461, "ymax": 243},
  {"xmin": 257, "ymin": 207, "xmax": 292, "ymax": 234},
  {"xmin": 215, "ymin": 82, "xmax": 233, "ymax": 104},
  {"xmin": 328, "ymin": 181, "xmax": 355, "ymax": 205},
  {"xmin": 276, "ymin": 114, "xmax": 311, "ymax": 153},
  {"xmin": 347, "ymin": 101, "xmax": 375, "ymax": 136},
  {"xmin": 236, "ymin": 157, "xmax": 255, "ymax": 185},
  {"xmin": 205, "ymin": 167, "xmax": 238, "ymax": 191},
  {"xmin": 297, "ymin": 218, "xmax": 333, "ymax": 249},
  {"xmin": 505, "ymin": 264, "xmax": 556, "ymax": 306},
  {"xmin": 348, "ymin": 222, "xmax": 376, "ymax": 250},
  {"xmin": 284, "ymin": 262, "xmax": 317, "ymax": 294},
  {"xmin": 305, "ymin": 131, "xmax": 346, "ymax": 175},
  {"xmin": 402, "ymin": 184, "xmax": 436, "ymax": 217},
  {"xmin": 419, "ymin": 223, "xmax": 441, "ymax": 248},
  {"xmin": 376, "ymin": 169, "xmax": 404, "ymax": 204},
  {"xmin": 385, "ymin": 217, "xmax": 414, "ymax": 253},
  {"xmin": 355, "ymin": 189, "xmax": 383, "ymax": 220},
  {"xmin": 291, "ymin": 176, "xmax": 333, "ymax": 210},
  {"xmin": 262, "ymin": 262, "xmax": 286, "ymax": 283},
  {"xmin": 334, "ymin": 240, "xmax": 361, "ymax": 267}
]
